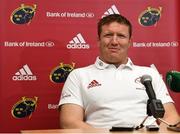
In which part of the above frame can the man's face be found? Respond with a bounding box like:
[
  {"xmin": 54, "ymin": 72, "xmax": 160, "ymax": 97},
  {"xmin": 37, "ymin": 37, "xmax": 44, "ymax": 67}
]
[{"xmin": 98, "ymin": 22, "xmax": 132, "ymax": 66}]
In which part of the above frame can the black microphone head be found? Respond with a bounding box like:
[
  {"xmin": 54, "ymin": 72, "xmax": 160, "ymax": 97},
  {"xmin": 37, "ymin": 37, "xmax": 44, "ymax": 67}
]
[
  {"xmin": 141, "ymin": 75, "xmax": 152, "ymax": 84},
  {"xmin": 166, "ymin": 71, "xmax": 180, "ymax": 92}
]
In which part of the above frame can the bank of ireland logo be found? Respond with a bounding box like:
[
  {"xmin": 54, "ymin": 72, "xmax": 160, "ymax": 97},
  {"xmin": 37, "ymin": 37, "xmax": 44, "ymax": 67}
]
[
  {"xmin": 50, "ymin": 63, "xmax": 75, "ymax": 83},
  {"xmin": 67, "ymin": 33, "xmax": 90, "ymax": 49},
  {"xmin": 102, "ymin": 5, "xmax": 120, "ymax": 18},
  {"xmin": 12, "ymin": 64, "xmax": 37, "ymax": 81},
  {"xmin": 138, "ymin": 7, "xmax": 162, "ymax": 26},
  {"xmin": 10, "ymin": 4, "xmax": 37, "ymax": 25},
  {"xmin": 11, "ymin": 96, "xmax": 38, "ymax": 119}
]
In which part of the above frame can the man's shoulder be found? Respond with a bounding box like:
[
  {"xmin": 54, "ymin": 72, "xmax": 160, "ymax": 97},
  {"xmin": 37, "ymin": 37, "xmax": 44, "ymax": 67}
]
[
  {"xmin": 134, "ymin": 64, "xmax": 152, "ymax": 69},
  {"xmin": 133, "ymin": 64, "xmax": 158, "ymax": 73},
  {"xmin": 70, "ymin": 64, "xmax": 95, "ymax": 74}
]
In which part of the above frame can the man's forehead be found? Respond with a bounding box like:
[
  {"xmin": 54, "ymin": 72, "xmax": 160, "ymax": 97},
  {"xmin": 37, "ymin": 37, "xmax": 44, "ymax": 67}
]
[{"xmin": 101, "ymin": 24, "xmax": 129, "ymax": 32}]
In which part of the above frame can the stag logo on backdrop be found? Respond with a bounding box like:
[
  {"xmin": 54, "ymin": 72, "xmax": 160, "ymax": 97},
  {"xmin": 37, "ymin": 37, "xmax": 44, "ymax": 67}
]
[
  {"xmin": 12, "ymin": 64, "xmax": 37, "ymax": 81},
  {"xmin": 50, "ymin": 63, "xmax": 75, "ymax": 83},
  {"xmin": 67, "ymin": 33, "xmax": 90, "ymax": 49},
  {"xmin": 102, "ymin": 5, "xmax": 120, "ymax": 18},
  {"xmin": 138, "ymin": 7, "xmax": 162, "ymax": 26},
  {"xmin": 11, "ymin": 96, "xmax": 38, "ymax": 119},
  {"xmin": 10, "ymin": 4, "xmax": 37, "ymax": 25}
]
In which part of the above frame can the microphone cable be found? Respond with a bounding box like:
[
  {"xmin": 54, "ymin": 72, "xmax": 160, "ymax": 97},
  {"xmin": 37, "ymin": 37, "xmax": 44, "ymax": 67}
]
[{"xmin": 157, "ymin": 118, "xmax": 180, "ymax": 132}]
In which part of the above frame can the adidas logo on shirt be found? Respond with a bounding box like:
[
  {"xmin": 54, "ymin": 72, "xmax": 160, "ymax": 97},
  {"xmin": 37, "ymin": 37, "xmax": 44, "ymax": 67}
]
[
  {"xmin": 102, "ymin": 5, "xmax": 120, "ymax": 18},
  {"xmin": 12, "ymin": 64, "xmax": 37, "ymax": 81},
  {"xmin": 87, "ymin": 80, "xmax": 101, "ymax": 89},
  {"xmin": 67, "ymin": 33, "xmax": 90, "ymax": 49}
]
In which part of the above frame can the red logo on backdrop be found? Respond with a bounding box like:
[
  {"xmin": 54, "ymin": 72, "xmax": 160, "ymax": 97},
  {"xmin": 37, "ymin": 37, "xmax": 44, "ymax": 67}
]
[
  {"xmin": 10, "ymin": 4, "xmax": 37, "ymax": 25},
  {"xmin": 138, "ymin": 7, "xmax": 162, "ymax": 26}
]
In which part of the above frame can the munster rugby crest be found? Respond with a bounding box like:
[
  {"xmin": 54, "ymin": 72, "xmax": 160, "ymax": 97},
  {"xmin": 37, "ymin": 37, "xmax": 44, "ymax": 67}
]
[
  {"xmin": 11, "ymin": 96, "xmax": 38, "ymax": 119},
  {"xmin": 139, "ymin": 7, "xmax": 162, "ymax": 26},
  {"xmin": 50, "ymin": 63, "xmax": 75, "ymax": 83},
  {"xmin": 10, "ymin": 4, "xmax": 37, "ymax": 25}
]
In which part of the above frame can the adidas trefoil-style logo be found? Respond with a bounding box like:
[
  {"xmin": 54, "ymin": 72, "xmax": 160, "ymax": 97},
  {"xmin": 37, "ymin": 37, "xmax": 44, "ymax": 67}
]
[
  {"xmin": 87, "ymin": 80, "xmax": 101, "ymax": 89},
  {"xmin": 102, "ymin": 5, "xmax": 120, "ymax": 18},
  {"xmin": 12, "ymin": 64, "xmax": 37, "ymax": 81},
  {"xmin": 67, "ymin": 33, "xmax": 90, "ymax": 49}
]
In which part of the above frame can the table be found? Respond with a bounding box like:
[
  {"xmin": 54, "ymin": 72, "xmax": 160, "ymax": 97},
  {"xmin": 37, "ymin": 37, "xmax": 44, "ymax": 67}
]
[{"xmin": 21, "ymin": 126, "xmax": 179, "ymax": 134}]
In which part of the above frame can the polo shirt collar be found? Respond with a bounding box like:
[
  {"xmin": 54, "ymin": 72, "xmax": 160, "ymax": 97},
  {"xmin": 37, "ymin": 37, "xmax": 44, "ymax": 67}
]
[{"xmin": 94, "ymin": 57, "xmax": 134, "ymax": 70}]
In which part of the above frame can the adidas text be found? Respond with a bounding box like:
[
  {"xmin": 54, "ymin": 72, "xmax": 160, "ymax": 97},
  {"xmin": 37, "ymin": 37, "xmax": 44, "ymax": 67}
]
[
  {"xmin": 12, "ymin": 75, "xmax": 37, "ymax": 81},
  {"xmin": 67, "ymin": 43, "xmax": 90, "ymax": 49}
]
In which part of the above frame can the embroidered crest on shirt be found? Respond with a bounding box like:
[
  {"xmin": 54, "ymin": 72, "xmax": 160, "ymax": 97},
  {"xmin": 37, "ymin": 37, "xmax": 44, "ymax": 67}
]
[
  {"xmin": 87, "ymin": 80, "xmax": 101, "ymax": 89},
  {"xmin": 135, "ymin": 77, "xmax": 145, "ymax": 90}
]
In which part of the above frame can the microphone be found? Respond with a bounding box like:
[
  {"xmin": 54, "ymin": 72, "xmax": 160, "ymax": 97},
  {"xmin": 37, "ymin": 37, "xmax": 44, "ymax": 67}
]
[
  {"xmin": 141, "ymin": 75, "xmax": 156, "ymax": 99},
  {"xmin": 166, "ymin": 71, "xmax": 180, "ymax": 92},
  {"xmin": 141, "ymin": 75, "xmax": 165, "ymax": 118}
]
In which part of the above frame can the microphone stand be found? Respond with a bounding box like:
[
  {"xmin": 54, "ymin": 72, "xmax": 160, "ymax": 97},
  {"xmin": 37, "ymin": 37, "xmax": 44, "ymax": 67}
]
[
  {"xmin": 135, "ymin": 116, "xmax": 148, "ymax": 130},
  {"xmin": 136, "ymin": 98, "xmax": 180, "ymax": 132},
  {"xmin": 135, "ymin": 98, "xmax": 164, "ymax": 130}
]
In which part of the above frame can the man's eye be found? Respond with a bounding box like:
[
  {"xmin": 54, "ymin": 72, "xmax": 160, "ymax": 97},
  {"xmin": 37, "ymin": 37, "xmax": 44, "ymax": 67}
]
[
  {"xmin": 117, "ymin": 35, "xmax": 126, "ymax": 38},
  {"xmin": 104, "ymin": 34, "xmax": 112, "ymax": 37}
]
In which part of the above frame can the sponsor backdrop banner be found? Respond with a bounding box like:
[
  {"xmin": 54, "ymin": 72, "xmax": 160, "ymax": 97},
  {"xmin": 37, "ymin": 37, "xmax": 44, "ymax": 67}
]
[{"xmin": 0, "ymin": 0, "xmax": 179, "ymax": 132}]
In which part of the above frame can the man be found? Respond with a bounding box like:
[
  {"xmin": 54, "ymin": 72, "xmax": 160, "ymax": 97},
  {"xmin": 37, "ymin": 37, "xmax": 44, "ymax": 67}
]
[{"xmin": 58, "ymin": 14, "xmax": 179, "ymax": 129}]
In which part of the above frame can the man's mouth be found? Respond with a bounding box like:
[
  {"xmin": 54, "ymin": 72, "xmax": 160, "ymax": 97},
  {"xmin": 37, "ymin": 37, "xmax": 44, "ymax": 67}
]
[{"xmin": 108, "ymin": 47, "xmax": 119, "ymax": 52}]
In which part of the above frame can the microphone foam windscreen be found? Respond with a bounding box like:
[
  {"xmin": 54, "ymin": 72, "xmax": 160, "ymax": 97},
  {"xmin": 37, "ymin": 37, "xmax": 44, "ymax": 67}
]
[{"xmin": 166, "ymin": 71, "xmax": 180, "ymax": 92}]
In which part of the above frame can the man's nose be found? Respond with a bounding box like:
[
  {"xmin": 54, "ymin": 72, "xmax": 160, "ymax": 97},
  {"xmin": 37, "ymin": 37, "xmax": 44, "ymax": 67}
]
[{"xmin": 111, "ymin": 36, "xmax": 118, "ymax": 44}]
